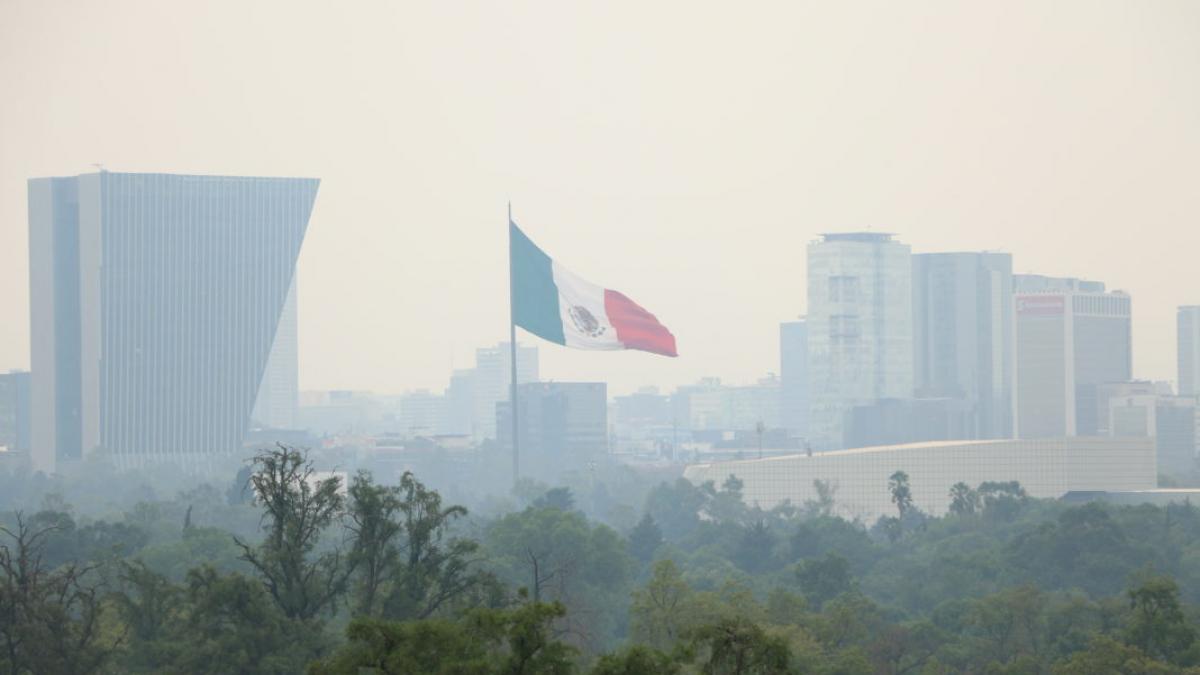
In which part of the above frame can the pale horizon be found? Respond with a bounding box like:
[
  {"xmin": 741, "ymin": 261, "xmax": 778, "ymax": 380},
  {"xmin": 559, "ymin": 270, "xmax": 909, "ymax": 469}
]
[{"xmin": 3, "ymin": 0, "xmax": 1198, "ymax": 397}]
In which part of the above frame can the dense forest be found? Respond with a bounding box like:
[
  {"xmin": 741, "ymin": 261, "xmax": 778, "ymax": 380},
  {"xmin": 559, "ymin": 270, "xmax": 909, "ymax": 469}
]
[{"xmin": 3, "ymin": 447, "xmax": 1200, "ymax": 674}]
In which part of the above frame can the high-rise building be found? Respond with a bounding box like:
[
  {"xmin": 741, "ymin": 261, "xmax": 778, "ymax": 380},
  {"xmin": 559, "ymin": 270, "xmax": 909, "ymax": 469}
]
[
  {"xmin": 912, "ymin": 252, "xmax": 1013, "ymax": 439},
  {"xmin": 1180, "ymin": 306, "xmax": 1200, "ymax": 398},
  {"xmin": 497, "ymin": 381, "xmax": 607, "ymax": 477},
  {"xmin": 779, "ymin": 320, "xmax": 808, "ymax": 437},
  {"xmin": 807, "ymin": 233, "xmax": 912, "ymax": 449},
  {"xmin": 444, "ymin": 369, "xmax": 476, "ymax": 436},
  {"xmin": 251, "ymin": 279, "xmax": 299, "ymax": 430},
  {"xmin": 396, "ymin": 389, "xmax": 448, "ymax": 437},
  {"xmin": 0, "ymin": 371, "xmax": 32, "ymax": 454},
  {"xmin": 471, "ymin": 342, "xmax": 538, "ymax": 442},
  {"xmin": 1013, "ymin": 275, "xmax": 1132, "ymax": 438},
  {"xmin": 28, "ymin": 172, "xmax": 318, "ymax": 472}
]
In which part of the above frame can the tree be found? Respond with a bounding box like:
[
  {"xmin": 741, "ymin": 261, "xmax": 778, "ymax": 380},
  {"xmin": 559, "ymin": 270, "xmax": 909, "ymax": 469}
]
[
  {"xmin": 795, "ymin": 553, "xmax": 853, "ymax": 609},
  {"xmin": 630, "ymin": 559, "xmax": 693, "ymax": 651},
  {"xmin": 889, "ymin": 471, "xmax": 913, "ymax": 519},
  {"xmin": 948, "ymin": 482, "xmax": 980, "ymax": 517},
  {"xmin": 1052, "ymin": 635, "xmax": 1192, "ymax": 675},
  {"xmin": 732, "ymin": 520, "xmax": 776, "ymax": 574},
  {"xmin": 308, "ymin": 597, "xmax": 576, "ymax": 675},
  {"xmin": 590, "ymin": 644, "xmax": 683, "ymax": 675},
  {"xmin": 688, "ymin": 616, "xmax": 790, "ymax": 675},
  {"xmin": 345, "ymin": 471, "xmax": 404, "ymax": 617},
  {"xmin": 804, "ymin": 479, "xmax": 838, "ymax": 518},
  {"xmin": 628, "ymin": 513, "xmax": 664, "ymax": 564},
  {"xmin": 177, "ymin": 565, "xmax": 324, "ymax": 674},
  {"xmin": 380, "ymin": 471, "xmax": 492, "ymax": 621},
  {"xmin": 534, "ymin": 487, "xmax": 576, "ymax": 512},
  {"xmin": 0, "ymin": 512, "xmax": 118, "ymax": 675},
  {"xmin": 1125, "ymin": 574, "xmax": 1196, "ymax": 664},
  {"xmin": 978, "ymin": 481, "xmax": 1027, "ymax": 521},
  {"xmin": 234, "ymin": 445, "xmax": 349, "ymax": 620}
]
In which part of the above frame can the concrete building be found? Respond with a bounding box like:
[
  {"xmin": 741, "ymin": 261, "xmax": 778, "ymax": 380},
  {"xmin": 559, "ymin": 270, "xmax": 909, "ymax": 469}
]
[
  {"xmin": 807, "ymin": 233, "xmax": 913, "ymax": 450},
  {"xmin": 28, "ymin": 172, "xmax": 318, "ymax": 471},
  {"xmin": 912, "ymin": 252, "xmax": 1013, "ymax": 438},
  {"xmin": 683, "ymin": 437, "xmax": 1156, "ymax": 522},
  {"xmin": 1013, "ymin": 276, "xmax": 1132, "ymax": 438},
  {"xmin": 1181, "ymin": 306, "xmax": 1200, "ymax": 398},
  {"xmin": 471, "ymin": 342, "xmax": 538, "ymax": 442},
  {"xmin": 498, "ymin": 381, "xmax": 607, "ymax": 476},
  {"xmin": 396, "ymin": 389, "xmax": 448, "ymax": 438},
  {"xmin": 444, "ymin": 369, "xmax": 476, "ymax": 436},
  {"xmin": 779, "ymin": 320, "xmax": 808, "ymax": 437},
  {"xmin": 0, "ymin": 371, "xmax": 31, "ymax": 453}
]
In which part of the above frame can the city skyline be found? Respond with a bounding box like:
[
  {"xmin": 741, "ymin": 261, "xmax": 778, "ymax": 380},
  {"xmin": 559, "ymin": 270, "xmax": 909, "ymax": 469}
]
[{"xmin": 2, "ymin": 2, "xmax": 1199, "ymax": 398}]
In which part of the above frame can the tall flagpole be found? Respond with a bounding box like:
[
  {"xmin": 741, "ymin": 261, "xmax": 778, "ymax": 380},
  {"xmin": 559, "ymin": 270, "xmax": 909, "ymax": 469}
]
[{"xmin": 508, "ymin": 201, "xmax": 520, "ymax": 486}]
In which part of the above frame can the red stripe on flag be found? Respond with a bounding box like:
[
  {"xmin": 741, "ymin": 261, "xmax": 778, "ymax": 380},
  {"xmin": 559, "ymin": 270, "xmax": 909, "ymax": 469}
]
[{"xmin": 604, "ymin": 289, "xmax": 677, "ymax": 357}]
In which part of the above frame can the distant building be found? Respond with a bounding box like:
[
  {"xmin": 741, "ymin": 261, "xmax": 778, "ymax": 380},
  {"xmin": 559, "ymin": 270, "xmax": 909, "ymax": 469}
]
[
  {"xmin": 1181, "ymin": 306, "xmax": 1200, "ymax": 398},
  {"xmin": 28, "ymin": 172, "xmax": 318, "ymax": 472},
  {"xmin": 1013, "ymin": 275, "xmax": 1132, "ymax": 438},
  {"xmin": 498, "ymin": 382, "xmax": 607, "ymax": 476},
  {"xmin": 912, "ymin": 252, "xmax": 1013, "ymax": 438},
  {"xmin": 0, "ymin": 371, "xmax": 31, "ymax": 453},
  {"xmin": 471, "ymin": 342, "xmax": 538, "ymax": 442},
  {"xmin": 807, "ymin": 233, "xmax": 913, "ymax": 450},
  {"xmin": 844, "ymin": 397, "xmax": 974, "ymax": 449},
  {"xmin": 1102, "ymin": 387, "xmax": 1197, "ymax": 477},
  {"xmin": 396, "ymin": 389, "xmax": 448, "ymax": 438},
  {"xmin": 444, "ymin": 369, "xmax": 476, "ymax": 436},
  {"xmin": 683, "ymin": 437, "xmax": 1156, "ymax": 522},
  {"xmin": 779, "ymin": 320, "xmax": 808, "ymax": 437}
]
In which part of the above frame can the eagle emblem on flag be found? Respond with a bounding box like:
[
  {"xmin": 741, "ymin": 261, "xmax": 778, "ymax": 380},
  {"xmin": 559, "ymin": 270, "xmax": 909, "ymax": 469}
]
[{"xmin": 569, "ymin": 305, "xmax": 606, "ymax": 338}]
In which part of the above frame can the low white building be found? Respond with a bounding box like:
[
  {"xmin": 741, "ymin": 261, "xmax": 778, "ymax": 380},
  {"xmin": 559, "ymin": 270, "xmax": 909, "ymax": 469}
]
[{"xmin": 682, "ymin": 437, "xmax": 1155, "ymax": 523}]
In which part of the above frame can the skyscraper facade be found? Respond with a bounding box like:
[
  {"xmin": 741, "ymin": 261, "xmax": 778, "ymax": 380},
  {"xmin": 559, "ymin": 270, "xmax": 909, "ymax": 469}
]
[
  {"xmin": 251, "ymin": 279, "xmax": 299, "ymax": 430},
  {"xmin": 1013, "ymin": 275, "xmax": 1132, "ymax": 439},
  {"xmin": 807, "ymin": 233, "xmax": 912, "ymax": 450},
  {"xmin": 912, "ymin": 252, "xmax": 1013, "ymax": 439},
  {"xmin": 29, "ymin": 172, "xmax": 318, "ymax": 472},
  {"xmin": 1180, "ymin": 306, "xmax": 1200, "ymax": 398},
  {"xmin": 0, "ymin": 371, "xmax": 31, "ymax": 454},
  {"xmin": 779, "ymin": 320, "xmax": 808, "ymax": 437},
  {"xmin": 471, "ymin": 342, "xmax": 538, "ymax": 442}
]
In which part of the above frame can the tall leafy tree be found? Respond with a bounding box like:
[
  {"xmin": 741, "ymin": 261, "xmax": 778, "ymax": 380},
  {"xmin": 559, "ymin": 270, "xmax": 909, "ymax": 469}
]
[
  {"xmin": 948, "ymin": 482, "xmax": 980, "ymax": 517},
  {"xmin": 627, "ymin": 513, "xmax": 664, "ymax": 564},
  {"xmin": 0, "ymin": 512, "xmax": 118, "ymax": 675},
  {"xmin": 381, "ymin": 471, "xmax": 492, "ymax": 620},
  {"xmin": 234, "ymin": 445, "xmax": 349, "ymax": 620},
  {"xmin": 1125, "ymin": 574, "xmax": 1196, "ymax": 664},
  {"xmin": 888, "ymin": 471, "xmax": 913, "ymax": 519}
]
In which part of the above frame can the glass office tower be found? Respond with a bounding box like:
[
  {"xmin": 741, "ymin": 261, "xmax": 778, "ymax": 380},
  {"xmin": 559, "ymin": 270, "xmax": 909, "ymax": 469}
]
[{"xmin": 29, "ymin": 172, "xmax": 318, "ymax": 471}]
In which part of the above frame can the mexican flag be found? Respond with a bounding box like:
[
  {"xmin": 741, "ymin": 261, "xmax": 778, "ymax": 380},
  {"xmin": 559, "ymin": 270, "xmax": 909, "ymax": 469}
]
[{"xmin": 510, "ymin": 221, "xmax": 677, "ymax": 357}]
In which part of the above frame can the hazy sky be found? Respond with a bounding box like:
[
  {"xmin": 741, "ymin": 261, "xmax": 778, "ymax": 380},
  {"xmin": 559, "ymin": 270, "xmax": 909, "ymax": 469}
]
[{"xmin": 2, "ymin": 1, "xmax": 1198, "ymax": 397}]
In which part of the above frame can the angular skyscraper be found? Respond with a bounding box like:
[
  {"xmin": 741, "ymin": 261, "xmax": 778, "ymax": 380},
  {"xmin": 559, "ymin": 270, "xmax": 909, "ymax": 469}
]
[
  {"xmin": 29, "ymin": 172, "xmax": 318, "ymax": 472},
  {"xmin": 807, "ymin": 233, "xmax": 912, "ymax": 450},
  {"xmin": 779, "ymin": 319, "xmax": 808, "ymax": 437},
  {"xmin": 912, "ymin": 252, "xmax": 1013, "ymax": 439},
  {"xmin": 251, "ymin": 279, "xmax": 299, "ymax": 430},
  {"xmin": 1013, "ymin": 275, "xmax": 1132, "ymax": 438},
  {"xmin": 1180, "ymin": 306, "xmax": 1200, "ymax": 398}
]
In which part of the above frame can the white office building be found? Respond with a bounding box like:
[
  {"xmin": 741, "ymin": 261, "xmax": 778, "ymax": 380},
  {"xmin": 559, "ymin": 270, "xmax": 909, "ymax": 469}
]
[{"xmin": 807, "ymin": 233, "xmax": 912, "ymax": 450}]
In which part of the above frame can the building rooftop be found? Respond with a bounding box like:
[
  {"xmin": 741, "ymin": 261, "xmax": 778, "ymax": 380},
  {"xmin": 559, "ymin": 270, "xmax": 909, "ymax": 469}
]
[{"xmin": 819, "ymin": 232, "xmax": 895, "ymax": 243}]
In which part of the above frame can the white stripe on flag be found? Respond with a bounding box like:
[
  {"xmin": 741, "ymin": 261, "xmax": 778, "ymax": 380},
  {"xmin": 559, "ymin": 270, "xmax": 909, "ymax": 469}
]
[{"xmin": 551, "ymin": 262, "xmax": 623, "ymax": 351}]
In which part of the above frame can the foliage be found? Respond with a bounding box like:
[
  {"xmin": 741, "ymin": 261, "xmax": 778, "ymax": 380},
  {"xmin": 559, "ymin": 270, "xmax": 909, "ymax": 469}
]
[{"xmin": 234, "ymin": 444, "xmax": 350, "ymax": 621}]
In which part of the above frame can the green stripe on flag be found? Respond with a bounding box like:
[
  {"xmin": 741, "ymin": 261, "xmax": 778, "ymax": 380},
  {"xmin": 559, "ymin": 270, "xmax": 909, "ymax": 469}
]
[{"xmin": 510, "ymin": 222, "xmax": 566, "ymax": 345}]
